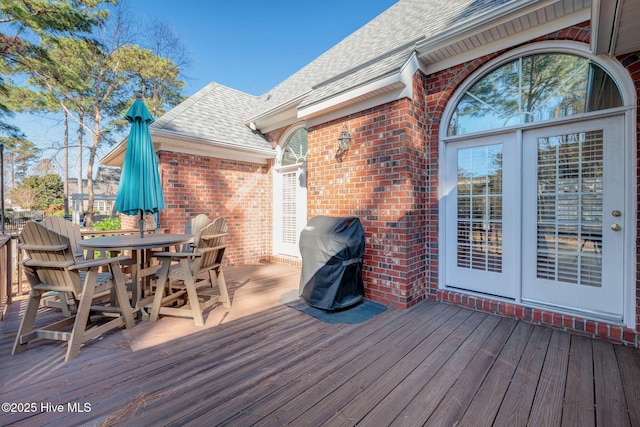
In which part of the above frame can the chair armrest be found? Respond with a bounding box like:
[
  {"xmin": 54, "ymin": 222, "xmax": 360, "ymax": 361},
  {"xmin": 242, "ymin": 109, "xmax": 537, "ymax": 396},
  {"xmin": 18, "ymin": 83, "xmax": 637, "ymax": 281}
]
[
  {"xmin": 199, "ymin": 232, "xmax": 228, "ymax": 239},
  {"xmin": 19, "ymin": 243, "xmax": 68, "ymax": 251},
  {"xmin": 23, "ymin": 259, "xmax": 75, "ymax": 268},
  {"xmin": 196, "ymin": 245, "xmax": 226, "ymax": 254},
  {"xmin": 68, "ymin": 255, "xmax": 131, "ymax": 270},
  {"xmin": 153, "ymin": 251, "xmax": 194, "ymax": 259}
]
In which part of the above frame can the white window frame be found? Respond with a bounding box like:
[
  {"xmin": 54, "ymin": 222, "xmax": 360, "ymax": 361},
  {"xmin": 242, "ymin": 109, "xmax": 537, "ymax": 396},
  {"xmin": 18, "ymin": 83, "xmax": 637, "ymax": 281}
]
[
  {"xmin": 273, "ymin": 124, "xmax": 308, "ymax": 258},
  {"xmin": 438, "ymin": 41, "xmax": 637, "ymax": 328}
]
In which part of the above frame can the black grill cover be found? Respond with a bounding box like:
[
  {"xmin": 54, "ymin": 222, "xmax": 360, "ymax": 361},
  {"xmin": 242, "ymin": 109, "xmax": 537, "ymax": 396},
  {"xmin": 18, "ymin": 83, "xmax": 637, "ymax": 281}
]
[{"xmin": 299, "ymin": 216, "xmax": 365, "ymax": 310}]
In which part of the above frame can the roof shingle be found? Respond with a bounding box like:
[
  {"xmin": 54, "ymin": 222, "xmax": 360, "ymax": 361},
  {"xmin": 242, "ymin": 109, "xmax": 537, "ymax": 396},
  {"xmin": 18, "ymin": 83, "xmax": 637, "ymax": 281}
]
[
  {"xmin": 151, "ymin": 82, "xmax": 272, "ymax": 153},
  {"xmin": 249, "ymin": 0, "xmax": 515, "ymax": 119}
]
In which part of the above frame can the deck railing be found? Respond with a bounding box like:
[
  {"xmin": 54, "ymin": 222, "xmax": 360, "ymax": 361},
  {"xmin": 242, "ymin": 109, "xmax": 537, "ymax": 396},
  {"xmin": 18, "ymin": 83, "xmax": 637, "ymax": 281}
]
[{"xmin": 1, "ymin": 235, "xmax": 14, "ymax": 319}]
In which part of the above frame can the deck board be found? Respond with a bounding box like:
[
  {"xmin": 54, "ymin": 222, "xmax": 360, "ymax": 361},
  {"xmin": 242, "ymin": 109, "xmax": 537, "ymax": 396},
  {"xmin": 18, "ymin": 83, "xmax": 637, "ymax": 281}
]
[
  {"xmin": 562, "ymin": 335, "xmax": 596, "ymax": 427},
  {"xmin": 488, "ymin": 325, "xmax": 552, "ymax": 426},
  {"xmin": 258, "ymin": 305, "xmax": 475, "ymax": 426},
  {"xmin": 457, "ymin": 320, "xmax": 535, "ymax": 427},
  {"xmin": 422, "ymin": 317, "xmax": 519, "ymax": 427},
  {"xmin": 593, "ymin": 339, "xmax": 632, "ymax": 426},
  {"xmin": 309, "ymin": 307, "xmax": 478, "ymax": 427},
  {"xmin": 216, "ymin": 301, "xmax": 446, "ymax": 427},
  {"xmin": 389, "ymin": 314, "xmax": 502, "ymax": 426},
  {"xmin": 1, "ymin": 263, "xmax": 639, "ymax": 426},
  {"xmin": 615, "ymin": 343, "xmax": 640, "ymax": 426}
]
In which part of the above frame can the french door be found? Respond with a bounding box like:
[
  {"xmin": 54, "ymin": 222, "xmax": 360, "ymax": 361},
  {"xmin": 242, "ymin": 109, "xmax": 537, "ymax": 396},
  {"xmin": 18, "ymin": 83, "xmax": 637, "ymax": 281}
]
[
  {"xmin": 444, "ymin": 133, "xmax": 518, "ymax": 298},
  {"xmin": 444, "ymin": 116, "xmax": 625, "ymax": 319},
  {"xmin": 521, "ymin": 117, "xmax": 624, "ymax": 318}
]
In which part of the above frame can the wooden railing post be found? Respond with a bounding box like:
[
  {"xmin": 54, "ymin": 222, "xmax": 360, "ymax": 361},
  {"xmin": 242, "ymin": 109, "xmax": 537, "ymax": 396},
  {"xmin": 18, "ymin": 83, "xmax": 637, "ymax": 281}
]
[{"xmin": 0, "ymin": 235, "xmax": 12, "ymax": 319}]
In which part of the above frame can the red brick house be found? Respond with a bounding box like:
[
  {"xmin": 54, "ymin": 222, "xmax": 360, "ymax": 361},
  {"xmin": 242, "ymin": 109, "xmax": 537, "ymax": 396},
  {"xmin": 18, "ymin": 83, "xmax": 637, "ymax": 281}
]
[{"xmin": 103, "ymin": 0, "xmax": 640, "ymax": 347}]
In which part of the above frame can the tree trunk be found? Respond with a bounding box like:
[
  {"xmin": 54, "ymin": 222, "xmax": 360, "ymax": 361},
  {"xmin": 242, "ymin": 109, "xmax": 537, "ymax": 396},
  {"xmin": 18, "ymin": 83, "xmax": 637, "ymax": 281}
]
[
  {"xmin": 86, "ymin": 106, "xmax": 101, "ymax": 228},
  {"xmin": 77, "ymin": 110, "xmax": 84, "ymax": 221},
  {"xmin": 63, "ymin": 110, "xmax": 69, "ymax": 217}
]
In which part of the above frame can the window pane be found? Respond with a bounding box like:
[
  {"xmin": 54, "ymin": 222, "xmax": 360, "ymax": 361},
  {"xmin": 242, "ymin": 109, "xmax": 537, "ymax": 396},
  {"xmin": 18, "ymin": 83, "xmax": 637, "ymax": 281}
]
[
  {"xmin": 456, "ymin": 144, "xmax": 503, "ymax": 272},
  {"xmin": 281, "ymin": 128, "xmax": 308, "ymax": 166},
  {"xmin": 535, "ymin": 131, "xmax": 603, "ymax": 287},
  {"xmin": 448, "ymin": 54, "xmax": 622, "ymax": 136}
]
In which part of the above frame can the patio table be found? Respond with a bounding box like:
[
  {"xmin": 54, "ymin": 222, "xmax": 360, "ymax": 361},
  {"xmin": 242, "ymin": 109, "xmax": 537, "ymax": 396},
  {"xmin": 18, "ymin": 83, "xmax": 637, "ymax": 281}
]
[{"xmin": 79, "ymin": 233, "xmax": 192, "ymax": 310}]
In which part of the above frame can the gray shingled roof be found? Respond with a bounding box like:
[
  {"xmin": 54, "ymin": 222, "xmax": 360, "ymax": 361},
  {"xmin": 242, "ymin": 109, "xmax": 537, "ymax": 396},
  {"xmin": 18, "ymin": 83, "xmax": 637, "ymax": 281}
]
[
  {"xmin": 149, "ymin": 0, "xmax": 517, "ymax": 151},
  {"xmin": 249, "ymin": 0, "xmax": 514, "ymax": 119},
  {"xmin": 151, "ymin": 82, "xmax": 273, "ymax": 153}
]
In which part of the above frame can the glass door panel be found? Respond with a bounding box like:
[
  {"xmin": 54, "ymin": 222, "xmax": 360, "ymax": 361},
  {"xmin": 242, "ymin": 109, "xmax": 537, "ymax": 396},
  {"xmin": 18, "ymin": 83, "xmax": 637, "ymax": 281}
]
[
  {"xmin": 522, "ymin": 117, "xmax": 624, "ymax": 319},
  {"xmin": 445, "ymin": 134, "xmax": 517, "ymax": 298}
]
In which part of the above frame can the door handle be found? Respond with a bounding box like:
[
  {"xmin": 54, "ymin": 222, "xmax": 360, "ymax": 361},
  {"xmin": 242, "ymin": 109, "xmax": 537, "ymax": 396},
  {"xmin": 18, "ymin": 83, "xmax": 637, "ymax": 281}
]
[{"xmin": 610, "ymin": 224, "xmax": 622, "ymax": 231}]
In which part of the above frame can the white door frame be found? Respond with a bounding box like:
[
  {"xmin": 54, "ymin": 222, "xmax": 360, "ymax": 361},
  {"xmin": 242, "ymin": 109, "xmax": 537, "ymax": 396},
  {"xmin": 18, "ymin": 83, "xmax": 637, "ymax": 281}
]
[
  {"xmin": 273, "ymin": 163, "xmax": 307, "ymax": 258},
  {"xmin": 438, "ymin": 42, "xmax": 637, "ymax": 328},
  {"xmin": 521, "ymin": 116, "xmax": 625, "ymax": 320},
  {"xmin": 443, "ymin": 131, "xmax": 520, "ymax": 298},
  {"xmin": 273, "ymin": 125, "xmax": 308, "ymax": 258}
]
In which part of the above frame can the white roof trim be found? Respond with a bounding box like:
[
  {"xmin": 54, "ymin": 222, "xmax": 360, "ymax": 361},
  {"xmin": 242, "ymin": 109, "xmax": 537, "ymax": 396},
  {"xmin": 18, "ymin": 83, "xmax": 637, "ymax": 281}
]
[
  {"xmin": 417, "ymin": 0, "xmax": 559, "ymax": 54},
  {"xmin": 101, "ymin": 129, "xmax": 275, "ymax": 167},
  {"xmin": 591, "ymin": 0, "xmax": 621, "ymax": 56},
  {"xmin": 154, "ymin": 133, "xmax": 274, "ymax": 165},
  {"xmin": 416, "ymin": 0, "xmax": 591, "ymax": 74},
  {"xmin": 298, "ymin": 53, "xmax": 423, "ymax": 125},
  {"xmin": 100, "ymin": 139, "xmax": 127, "ymax": 166},
  {"xmin": 246, "ymin": 91, "xmax": 311, "ymax": 134}
]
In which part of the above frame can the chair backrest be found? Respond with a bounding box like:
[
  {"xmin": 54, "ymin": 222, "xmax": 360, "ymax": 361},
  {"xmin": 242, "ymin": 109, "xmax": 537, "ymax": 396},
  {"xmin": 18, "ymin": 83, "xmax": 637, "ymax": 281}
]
[
  {"xmin": 42, "ymin": 216, "xmax": 84, "ymax": 261},
  {"xmin": 19, "ymin": 221, "xmax": 82, "ymax": 296},
  {"xmin": 206, "ymin": 217, "xmax": 227, "ymax": 247},
  {"xmin": 193, "ymin": 218, "xmax": 227, "ymax": 274},
  {"xmin": 183, "ymin": 214, "xmax": 213, "ymax": 252}
]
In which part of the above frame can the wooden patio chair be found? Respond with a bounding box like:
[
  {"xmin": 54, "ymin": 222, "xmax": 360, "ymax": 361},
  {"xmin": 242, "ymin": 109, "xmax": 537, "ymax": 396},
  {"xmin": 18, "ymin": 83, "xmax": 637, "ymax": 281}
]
[
  {"xmin": 181, "ymin": 213, "xmax": 212, "ymax": 252},
  {"xmin": 12, "ymin": 222, "xmax": 135, "ymax": 362},
  {"xmin": 39, "ymin": 216, "xmax": 87, "ymax": 316},
  {"xmin": 41, "ymin": 216, "xmax": 117, "ymax": 316},
  {"xmin": 148, "ymin": 217, "xmax": 230, "ymax": 326},
  {"xmin": 42, "ymin": 216, "xmax": 85, "ymax": 261}
]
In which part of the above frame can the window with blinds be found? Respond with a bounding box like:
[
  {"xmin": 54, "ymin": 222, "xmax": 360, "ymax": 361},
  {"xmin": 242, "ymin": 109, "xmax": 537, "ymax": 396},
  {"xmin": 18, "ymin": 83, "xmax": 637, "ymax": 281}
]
[
  {"xmin": 281, "ymin": 171, "xmax": 298, "ymax": 244},
  {"xmin": 536, "ymin": 131, "xmax": 603, "ymax": 287},
  {"xmin": 456, "ymin": 144, "xmax": 503, "ymax": 272}
]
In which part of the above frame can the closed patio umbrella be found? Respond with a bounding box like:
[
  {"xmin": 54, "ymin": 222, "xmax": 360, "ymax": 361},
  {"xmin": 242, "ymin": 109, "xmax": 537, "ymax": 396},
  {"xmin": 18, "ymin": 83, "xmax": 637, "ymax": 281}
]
[{"xmin": 114, "ymin": 94, "xmax": 165, "ymax": 237}]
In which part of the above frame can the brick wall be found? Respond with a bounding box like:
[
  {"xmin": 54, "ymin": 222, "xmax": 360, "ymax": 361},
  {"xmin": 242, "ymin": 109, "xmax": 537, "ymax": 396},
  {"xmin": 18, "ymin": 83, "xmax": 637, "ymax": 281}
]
[
  {"xmin": 157, "ymin": 151, "xmax": 273, "ymax": 265},
  {"xmin": 306, "ymin": 92, "xmax": 428, "ymax": 308},
  {"xmin": 302, "ymin": 21, "xmax": 639, "ymax": 346}
]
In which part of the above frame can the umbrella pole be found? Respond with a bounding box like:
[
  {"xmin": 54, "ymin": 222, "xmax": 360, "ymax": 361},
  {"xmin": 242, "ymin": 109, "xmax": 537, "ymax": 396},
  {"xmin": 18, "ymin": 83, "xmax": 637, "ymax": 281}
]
[{"xmin": 139, "ymin": 210, "xmax": 145, "ymax": 238}]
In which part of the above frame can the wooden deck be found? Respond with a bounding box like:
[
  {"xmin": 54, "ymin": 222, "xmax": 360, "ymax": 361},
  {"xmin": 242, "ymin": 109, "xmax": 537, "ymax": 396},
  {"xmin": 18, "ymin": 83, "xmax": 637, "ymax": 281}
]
[{"xmin": 1, "ymin": 263, "xmax": 639, "ymax": 426}]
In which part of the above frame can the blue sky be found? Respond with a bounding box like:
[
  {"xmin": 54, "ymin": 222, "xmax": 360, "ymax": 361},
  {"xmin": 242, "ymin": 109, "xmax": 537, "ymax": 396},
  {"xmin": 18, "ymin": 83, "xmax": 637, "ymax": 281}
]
[
  {"xmin": 12, "ymin": 0, "xmax": 397, "ymax": 176},
  {"xmin": 129, "ymin": 0, "xmax": 397, "ymax": 96}
]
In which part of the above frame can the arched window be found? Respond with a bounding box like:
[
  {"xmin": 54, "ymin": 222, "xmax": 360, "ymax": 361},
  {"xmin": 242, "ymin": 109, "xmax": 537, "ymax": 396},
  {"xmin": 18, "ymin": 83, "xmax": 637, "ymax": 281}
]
[
  {"xmin": 277, "ymin": 128, "xmax": 308, "ymax": 167},
  {"xmin": 448, "ymin": 53, "xmax": 623, "ymax": 136},
  {"xmin": 274, "ymin": 126, "xmax": 308, "ymax": 258}
]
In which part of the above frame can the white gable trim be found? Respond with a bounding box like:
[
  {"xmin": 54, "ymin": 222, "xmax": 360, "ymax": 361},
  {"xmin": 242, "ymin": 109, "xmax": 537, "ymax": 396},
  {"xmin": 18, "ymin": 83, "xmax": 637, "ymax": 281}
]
[
  {"xmin": 247, "ymin": 91, "xmax": 311, "ymax": 134},
  {"xmin": 591, "ymin": 0, "xmax": 621, "ymax": 55},
  {"xmin": 299, "ymin": 53, "xmax": 424, "ymax": 127},
  {"xmin": 101, "ymin": 130, "xmax": 275, "ymax": 167},
  {"xmin": 418, "ymin": 7, "xmax": 591, "ymax": 75},
  {"xmin": 153, "ymin": 131, "xmax": 275, "ymax": 165}
]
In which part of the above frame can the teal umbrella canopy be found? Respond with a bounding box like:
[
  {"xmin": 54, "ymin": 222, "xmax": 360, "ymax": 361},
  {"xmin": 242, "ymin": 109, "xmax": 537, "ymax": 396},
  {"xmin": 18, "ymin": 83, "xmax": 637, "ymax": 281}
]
[{"xmin": 114, "ymin": 96, "xmax": 165, "ymax": 224}]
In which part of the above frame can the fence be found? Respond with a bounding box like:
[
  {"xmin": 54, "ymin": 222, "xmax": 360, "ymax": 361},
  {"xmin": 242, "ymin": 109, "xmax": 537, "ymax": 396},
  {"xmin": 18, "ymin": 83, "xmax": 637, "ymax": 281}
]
[
  {"xmin": 3, "ymin": 211, "xmax": 44, "ymax": 234},
  {"xmin": 1, "ymin": 235, "xmax": 13, "ymax": 319}
]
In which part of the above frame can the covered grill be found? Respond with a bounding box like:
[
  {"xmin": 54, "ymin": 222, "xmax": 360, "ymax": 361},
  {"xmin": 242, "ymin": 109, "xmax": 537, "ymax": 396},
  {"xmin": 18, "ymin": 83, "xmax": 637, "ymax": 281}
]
[{"xmin": 298, "ymin": 216, "xmax": 365, "ymax": 310}]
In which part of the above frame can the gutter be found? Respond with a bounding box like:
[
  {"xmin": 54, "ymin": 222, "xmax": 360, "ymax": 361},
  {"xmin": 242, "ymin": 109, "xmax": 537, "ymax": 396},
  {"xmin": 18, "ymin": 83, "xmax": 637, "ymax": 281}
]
[{"xmin": 415, "ymin": 0, "xmax": 561, "ymax": 55}]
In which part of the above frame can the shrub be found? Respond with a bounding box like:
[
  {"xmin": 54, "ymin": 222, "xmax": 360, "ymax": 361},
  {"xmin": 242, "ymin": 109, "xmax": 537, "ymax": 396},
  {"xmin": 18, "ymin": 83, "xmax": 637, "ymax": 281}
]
[{"xmin": 92, "ymin": 216, "xmax": 121, "ymax": 231}]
